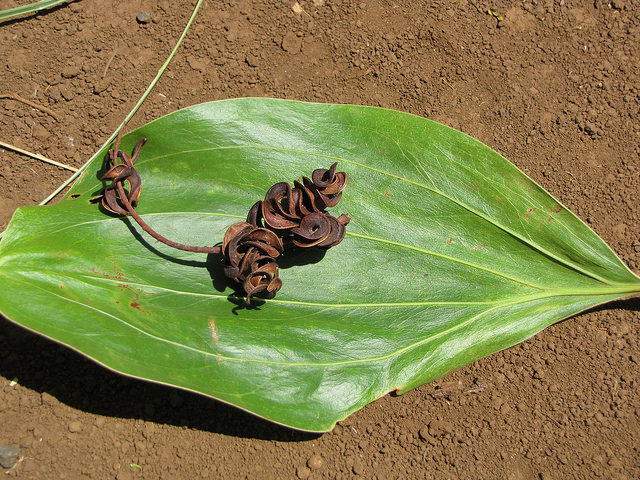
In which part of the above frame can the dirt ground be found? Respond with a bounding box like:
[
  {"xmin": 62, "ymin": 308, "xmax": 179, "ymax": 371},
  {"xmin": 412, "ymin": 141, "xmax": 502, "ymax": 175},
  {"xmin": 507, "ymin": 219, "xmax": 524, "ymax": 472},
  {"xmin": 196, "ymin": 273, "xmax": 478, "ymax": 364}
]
[{"xmin": 1, "ymin": 0, "xmax": 639, "ymax": 478}]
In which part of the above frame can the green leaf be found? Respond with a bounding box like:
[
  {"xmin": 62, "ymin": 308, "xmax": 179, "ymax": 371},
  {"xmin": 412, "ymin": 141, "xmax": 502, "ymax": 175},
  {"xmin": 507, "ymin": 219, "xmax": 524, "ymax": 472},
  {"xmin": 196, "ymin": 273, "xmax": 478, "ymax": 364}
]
[
  {"xmin": 0, "ymin": 0, "xmax": 74, "ymax": 22},
  {"xmin": 0, "ymin": 99, "xmax": 638, "ymax": 432}
]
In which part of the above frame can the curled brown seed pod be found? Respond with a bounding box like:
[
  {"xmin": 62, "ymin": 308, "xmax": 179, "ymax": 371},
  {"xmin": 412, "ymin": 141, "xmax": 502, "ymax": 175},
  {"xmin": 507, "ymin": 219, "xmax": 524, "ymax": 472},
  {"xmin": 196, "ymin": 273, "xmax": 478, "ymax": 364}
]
[
  {"xmin": 308, "ymin": 162, "xmax": 347, "ymax": 206},
  {"xmin": 243, "ymin": 260, "xmax": 282, "ymax": 303},
  {"xmin": 256, "ymin": 163, "xmax": 349, "ymax": 235},
  {"xmin": 231, "ymin": 163, "xmax": 349, "ymax": 301},
  {"xmin": 100, "ymin": 138, "xmax": 146, "ymax": 215},
  {"xmin": 261, "ymin": 182, "xmax": 301, "ymax": 230},
  {"xmin": 290, "ymin": 211, "xmax": 350, "ymax": 248},
  {"xmin": 311, "ymin": 162, "xmax": 347, "ymax": 195},
  {"xmin": 221, "ymin": 221, "xmax": 284, "ymax": 303},
  {"xmin": 98, "ymin": 135, "xmax": 221, "ymax": 255}
]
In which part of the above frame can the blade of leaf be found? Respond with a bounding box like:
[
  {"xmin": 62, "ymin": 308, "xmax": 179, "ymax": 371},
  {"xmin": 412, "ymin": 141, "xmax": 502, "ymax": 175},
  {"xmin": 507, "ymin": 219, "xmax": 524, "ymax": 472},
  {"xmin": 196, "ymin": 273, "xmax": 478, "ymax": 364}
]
[
  {"xmin": 0, "ymin": 0, "xmax": 73, "ymax": 22},
  {"xmin": 0, "ymin": 98, "xmax": 638, "ymax": 432}
]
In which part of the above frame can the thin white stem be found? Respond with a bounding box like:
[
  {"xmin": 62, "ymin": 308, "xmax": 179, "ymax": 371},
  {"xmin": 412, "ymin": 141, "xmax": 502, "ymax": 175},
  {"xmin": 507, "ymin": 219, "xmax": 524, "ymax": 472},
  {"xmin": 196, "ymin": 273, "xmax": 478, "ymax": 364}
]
[{"xmin": 0, "ymin": 140, "xmax": 77, "ymax": 172}]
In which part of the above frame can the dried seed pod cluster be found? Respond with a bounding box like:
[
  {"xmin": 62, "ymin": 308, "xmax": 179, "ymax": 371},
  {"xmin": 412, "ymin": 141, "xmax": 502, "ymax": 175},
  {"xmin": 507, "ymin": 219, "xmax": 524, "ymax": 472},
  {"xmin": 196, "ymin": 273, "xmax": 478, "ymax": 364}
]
[
  {"xmin": 100, "ymin": 138, "xmax": 146, "ymax": 215},
  {"xmin": 222, "ymin": 163, "xmax": 350, "ymax": 302},
  {"xmin": 221, "ymin": 222, "xmax": 284, "ymax": 303},
  {"xmin": 99, "ymin": 134, "xmax": 349, "ymax": 305}
]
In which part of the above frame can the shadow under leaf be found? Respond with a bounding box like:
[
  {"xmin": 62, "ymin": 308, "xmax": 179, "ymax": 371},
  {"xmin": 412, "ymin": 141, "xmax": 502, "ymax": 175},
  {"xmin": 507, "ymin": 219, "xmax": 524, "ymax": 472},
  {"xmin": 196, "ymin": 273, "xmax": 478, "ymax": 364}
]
[{"xmin": 0, "ymin": 314, "xmax": 321, "ymax": 441}]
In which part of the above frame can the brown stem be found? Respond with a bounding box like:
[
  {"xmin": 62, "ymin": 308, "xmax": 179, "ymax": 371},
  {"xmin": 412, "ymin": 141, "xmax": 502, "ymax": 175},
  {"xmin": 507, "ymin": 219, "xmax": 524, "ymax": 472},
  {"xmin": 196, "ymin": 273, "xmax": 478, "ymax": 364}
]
[
  {"xmin": 0, "ymin": 93, "xmax": 60, "ymax": 122},
  {"xmin": 116, "ymin": 183, "xmax": 220, "ymax": 255}
]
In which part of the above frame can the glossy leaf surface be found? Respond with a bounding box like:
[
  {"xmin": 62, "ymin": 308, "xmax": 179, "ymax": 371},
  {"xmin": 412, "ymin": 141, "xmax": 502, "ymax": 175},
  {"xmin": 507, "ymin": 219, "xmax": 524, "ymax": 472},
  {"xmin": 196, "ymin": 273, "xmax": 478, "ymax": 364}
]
[{"xmin": 1, "ymin": 99, "xmax": 638, "ymax": 431}]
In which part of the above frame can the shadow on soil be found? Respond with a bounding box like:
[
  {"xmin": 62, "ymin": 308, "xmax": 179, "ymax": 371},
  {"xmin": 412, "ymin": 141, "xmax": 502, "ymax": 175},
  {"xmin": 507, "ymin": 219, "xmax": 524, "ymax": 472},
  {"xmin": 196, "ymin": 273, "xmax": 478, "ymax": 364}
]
[
  {"xmin": 0, "ymin": 314, "xmax": 321, "ymax": 441},
  {"xmin": 2, "ymin": 298, "xmax": 637, "ymax": 441}
]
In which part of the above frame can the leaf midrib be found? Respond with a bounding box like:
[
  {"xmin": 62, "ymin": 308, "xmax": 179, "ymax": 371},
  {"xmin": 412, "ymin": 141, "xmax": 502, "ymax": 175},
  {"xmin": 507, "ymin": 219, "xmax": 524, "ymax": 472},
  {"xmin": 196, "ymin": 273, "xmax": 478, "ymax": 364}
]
[{"xmin": 1, "ymin": 212, "xmax": 546, "ymax": 289}]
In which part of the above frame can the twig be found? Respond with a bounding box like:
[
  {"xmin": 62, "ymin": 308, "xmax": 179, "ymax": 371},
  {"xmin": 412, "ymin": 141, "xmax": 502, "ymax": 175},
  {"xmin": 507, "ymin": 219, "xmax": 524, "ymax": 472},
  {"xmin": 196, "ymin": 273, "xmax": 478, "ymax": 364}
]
[
  {"xmin": 102, "ymin": 48, "xmax": 118, "ymax": 79},
  {"xmin": 0, "ymin": 140, "xmax": 77, "ymax": 172},
  {"xmin": 0, "ymin": 93, "xmax": 60, "ymax": 122},
  {"xmin": 2, "ymin": 455, "xmax": 25, "ymax": 475}
]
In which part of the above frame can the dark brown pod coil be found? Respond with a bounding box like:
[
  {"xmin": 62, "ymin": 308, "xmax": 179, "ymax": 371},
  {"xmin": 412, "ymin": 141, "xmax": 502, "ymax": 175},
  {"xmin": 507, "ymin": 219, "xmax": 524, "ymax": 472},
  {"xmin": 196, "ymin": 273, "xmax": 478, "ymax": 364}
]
[
  {"xmin": 290, "ymin": 211, "xmax": 351, "ymax": 249},
  {"xmin": 250, "ymin": 162, "xmax": 350, "ymax": 248},
  {"xmin": 100, "ymin": 138, "xmax": 146, "ymax": 215},
  {"xmin": 307, "ymin": 162, "xmax": 347, "ymax": 207},
  {"xmin": 221, "ymin": 222, "xmax": 284, "ymax": 303}
]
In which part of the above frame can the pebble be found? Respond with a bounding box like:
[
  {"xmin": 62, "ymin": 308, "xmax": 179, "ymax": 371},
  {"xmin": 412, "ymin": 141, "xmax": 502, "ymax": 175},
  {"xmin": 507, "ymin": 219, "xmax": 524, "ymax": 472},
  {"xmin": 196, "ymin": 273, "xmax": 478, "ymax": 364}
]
[
  {"xmin": 307, "ymin": 453, "xmax": 324, "ymax": 470},
  {"xmin": 93, "ymin": 78, "xmax": 110, "ymax": 94},
  {"xmin": 0, "ymin": 445, "xmax": 20, "ymax": 469},
  {"xmin": 428, "ymin": 419, "xmax": 454, "ymax": 436},
  {"xmin": 245, "ymin": 54, "xmax": 260, "ymax": 68},
  {"xmin": 595, "ymin": 329, "xmax": 608, "ymax": 345},
  {"xmin": 59, "ymin": 85, "xmax": 74, "ymax": 101},
  {"xmin": 296, "ymin": 465, "xmax": 311, "ymax": 479},
  {"xmin": 136, "ymin": 11, "xmax": 152, "ymax": 24},
  {"xmin": 68, "ymin": 420, "xmax": 82, "ymax": 433},
  {"xmin": 352, "ymin": 458, "xmax": 365, "ymax": 475}
]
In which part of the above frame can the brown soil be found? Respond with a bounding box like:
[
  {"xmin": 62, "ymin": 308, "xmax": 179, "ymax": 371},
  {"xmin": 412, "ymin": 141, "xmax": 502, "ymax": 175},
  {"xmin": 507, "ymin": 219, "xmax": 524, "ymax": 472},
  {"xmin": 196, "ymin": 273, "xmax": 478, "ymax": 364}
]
[{"xmin": 1, "ymin": 0, "xmax": 639, "ymax": 478}]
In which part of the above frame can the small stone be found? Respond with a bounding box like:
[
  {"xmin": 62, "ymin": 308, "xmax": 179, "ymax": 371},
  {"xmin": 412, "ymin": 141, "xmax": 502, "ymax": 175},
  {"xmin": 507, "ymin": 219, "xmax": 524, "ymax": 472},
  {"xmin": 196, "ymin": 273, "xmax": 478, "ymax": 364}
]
[
  {"xmin": 136, "ymin": 11, "xmax": 152, "ymax": 24},
  {"xmin": 352, "ymin": 458, "xmax": 365, "ymax": 475},
  {"xmin": 595, "ymin": 329, "xmax": 608, "ymax": 345},
  {"xmin": 608, "ymin": 456, "xmax": 623, "ymax": 469},
  {"xmin": 617, "ymin": 322, "xmax": 631, "ymax": 336},
  {"xmin": 68, "ymin": 420, "xmax": 82, "ymax": 433},
  {"xmin": 142, "ymin": 423, "xmax": 155, "ymax": 439},
  {"xmin": 532, "ymin": 369, "xmax": 544, "ymax": 380},
  {"xmin": 296, "ymin": 466, "xmax": 311, "ymax": 480},
  {"xmin": 245, "ymin": 54, "xmax": 259, "ymax": 67},
  {"xmin": 307, "ymin": 454, "xmax": 324, "ymax": 470},
  {"xmin": 94, "ymin": 417, "xmax": 106, "ymax": 428},
  {"xmin": 0, "ymin": 445, "xmax": 20, "ymax": 469},
  {"xmin": 187, "ymin": 55, "xmax": 210, "ymax": 73},
  {"xmin": 62, "ymin": 136, "xmax": 75, "ymax": 149},
  {"xmin": 428, "ymin": 419, "xmax": 454, "ymax": 436},
  {"xmin": 611, "ymin": 0, "xmax": 626, "ymax": 10}
]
